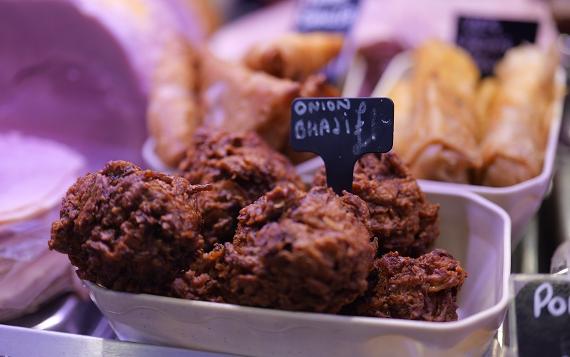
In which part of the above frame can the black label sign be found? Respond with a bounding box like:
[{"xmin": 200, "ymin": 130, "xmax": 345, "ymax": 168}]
[
  {"xmin": 456, "ymin": 16, "xmax": 538, "ymax": 76},
  {"xmin": 513, "ymin": 278, "xmax": 570, "ymax": 357},
  {"xmin": 296, "ymin": 0, "xmax": 360, "ymax": 33},
  {"xmin": 291, "ymin": 97, "xmax": 393, "ymax": 193}
]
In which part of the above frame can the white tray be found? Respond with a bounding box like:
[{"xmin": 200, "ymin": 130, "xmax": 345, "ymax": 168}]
[
  {"xmin": 300, "ymin": 52, "xmax": 565, "ymax": 244},
  {"xmin": 87, "ymin": 187, "xmax": 510, "ymax": 357}
]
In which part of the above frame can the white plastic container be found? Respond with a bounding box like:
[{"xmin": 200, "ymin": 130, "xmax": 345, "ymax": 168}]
[
  {"xmin": 87, "ymin": 187, "xmax": 510, "ymax": 357},
  {"xmin": 300, "ymin": 52, "xmax": 566, "ymax": 244}
]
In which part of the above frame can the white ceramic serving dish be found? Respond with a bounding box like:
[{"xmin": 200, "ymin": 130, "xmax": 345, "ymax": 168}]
[
  {"xmin": 87, "ymin": 187, "xmax": 510, "ymax": 357},
  {"xmin": 301, "ymin": 51, "xmax": 565, "ymax": 245}
]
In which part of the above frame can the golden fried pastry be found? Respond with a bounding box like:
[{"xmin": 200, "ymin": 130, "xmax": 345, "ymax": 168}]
[
  {"xmin": 404, "ymin": 78, "xmax": 480, "ymax": 183},
  {"xmin": 478, "ymin": 45, "xmax": 560, "ymax": 186},
  {"xmin": 299, "ymin": 73, "xmax": 340, "ymax": 97},
  {"xmin": 243, "ymin": 32, "xmax": 343, "ymax": 81},
  {"xmin": 392, "ymin": 41, "xmax": 481, "ymax": 183},
  {"xmin": 474, "ymin": 78, "xmax": 499, "ymax": 141},
  {"xmin": 413, "ymin": 40, "xmax": 480, "ymax": 97},
  {"xmin": 389, "ymin": 40, "xmax": 561, "ymax": 187},
  {"xmin": 200, "ymin": 50, "xmax": 300, "ymax": 152},
  {"xmin": 147, "ymin": 41, "xmax": 201, "ymax": 167}
]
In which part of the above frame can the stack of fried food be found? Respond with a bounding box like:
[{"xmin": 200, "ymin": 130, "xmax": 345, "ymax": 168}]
[
  {"xmin": 389, "ymin": 40, "xmax": 561, "ymax": 186},
  {"xmin": 149, "ymin": 32, "xmax": 344, "ymax": 167},
  {"xmin": 50, "ymin": 129, "xmax": 467, "ymax": 322}
]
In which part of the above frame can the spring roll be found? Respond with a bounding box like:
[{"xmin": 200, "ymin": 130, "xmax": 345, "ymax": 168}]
[
  {"xmin": 404, "ymin": 80, "xmax": 480, "ymax": 183},
  {"xmin": 200, "ymin": 50, "xmax": 300, "ymax": 152},
  {"xmin": 413, "ymin": 40, "xmax": 480, "ymax": 97},
  {"xmin": 474, "ymin": 78, "xmax": 499, "ymax": 142},
  {"xmin": 243, "ymin": 32, "xmax": 343, "ymax": 81},
  {"xmin": 393, "ymin": 41, "xmax": 481, "ymax": 183},
  {"xmin": 479, "ymin": 45, "xmax": 559, "ymax": 186},
  {"xmin": 147, "ymin": 41, "xmax": 201, "ymax": 167}
]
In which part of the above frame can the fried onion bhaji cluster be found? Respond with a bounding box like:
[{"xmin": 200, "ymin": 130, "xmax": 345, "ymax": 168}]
[
  {"xmin": 344, "ymin": 250, "xmax": 467, "ymax": 322},
  {"xmin": 50, "ymin": 138, "xmax": 467, "ymax": 321},
  {"xmin": 49, "ymin": 161, "xmax": 206, "ymax": 295},
  {"xmin": 314, "ymin": 152, "xmax": 439, "ymax": 257},
  {"xmin": 179, "ymin": 129, "xmax": 305, "ymax": 248},
  {"xmin": 173, "ymin": 184, "xmax": 375, "ymax": 313}
]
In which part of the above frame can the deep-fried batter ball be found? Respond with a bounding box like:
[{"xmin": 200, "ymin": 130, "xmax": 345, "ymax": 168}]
[
  {"xmin": 222, "ymin": 184, "xmax": 374, "ymax": 313},
  {"xmin": 314, "ymin": 152, "xmax": 439, "ymax": 257},
  {"xmin": 179, "ymin": 129, "xmax": 305, "ymax": 248},
  {"xmin": 49, "ymin": 161, "xmax": 205, "ymax": 295},
  {"xmin": 344, "ymin": 249, "xmax": 467, "ymax": 321},
  {"xmin": 172, "ymin": 244, "xmax": 227, "ymax": 303}
]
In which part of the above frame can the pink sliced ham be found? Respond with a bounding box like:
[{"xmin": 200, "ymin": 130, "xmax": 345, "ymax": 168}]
[
  {"xmin": 0, "ymin": 0, "xmax": 208, "ymax": 169},
  {"xmin": 0, "ymin": 133, "xmax": 85, "ymax": 321},
  {"xmin": 0, "ymin": 133, "xmax": 84, "ymax": 224}
]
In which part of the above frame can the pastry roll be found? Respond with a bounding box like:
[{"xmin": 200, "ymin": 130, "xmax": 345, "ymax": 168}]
[
  {"xmin": 474, "ymin": 78, "xmax": 499, "ymax": 141},
  {"xmin": 200, "ymin": 51, "xmax": 300, "ymax": 151},
  {"xmin": 147, "ymin": 41, "xmax": 201, "ymax": 167},
  {"xmin": 393, "ymin": 41, "xmax": 481, "ymax": 183},
  {"xmin": 478, "ymin": 45, "xmax": 559, "ymax": 186},
  {"xmin": 243, "ymin": 32, "xmax": 343, "ymax": 81},
  {"xmin": 389, "ymin": 78, "xmax": 414, "ymax": 159},
  {"xmin": 402, "ymin": 80, "xmax": 480, "ymax": 183},
  {"xmin": 413, "ymin": 40, "xmax": 480, "ymax": 97}
]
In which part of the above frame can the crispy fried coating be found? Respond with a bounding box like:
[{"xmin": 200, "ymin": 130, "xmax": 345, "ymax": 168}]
[
  {"xmin": 314, "ymin": 153, "xmax": 439, "ymax": 257},
  {"xmin": 200, "ymin": 51, "xmax": 300, "ymax": 152},
  {"xmin": 226, "ymin": 184, "xmax": 374, "ymax": 313},
  {"xmin": 299, "ymin": 73, "xmax": 340, "ymax": 97},
  {"xmin": 179, "ymin": 129, "xmax": 305, "ymax": 248},
  {"xmin": 49, "ymin": 161, "xmax": 205, "ymax": 295},
  {"xmin": 243, "ymin": 32, "xmax": 343, "ymax": 81},
  {"xmin": 345, "ymin": 249, "xmax": 466, "ymax": 321},
  {"xmin": 172, "ymin": 244, "xmax": 227, "ymax": 303}
]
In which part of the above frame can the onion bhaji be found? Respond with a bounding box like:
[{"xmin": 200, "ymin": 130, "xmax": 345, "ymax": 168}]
[
  {"xmin": 315, "ymin": 152, "xmax": 439, "ymax": 257},
  {"xmin": 173, "ymin": 184, "xmax": 375, "ymax": 313},
  {"xmin": 49, "ymin": 161, "xmax": 205, "ymax": 295},
  {"xmin": 172, "ymin": 244, "xmax": 227, "ymax": 303},
  {"xmin": 226, "ymin": 184, "xmax": 374, "ymax": 313},
  {"xmin": 179, "ymin": 129, "xmax": 305, "ymax": 248},
  {"xmin": 50, "ymin": 140, "xmax": 465, "ymax": 322},
  {"xmin": 344, "ymin": 249, "xmax": 467, "ymax": 321}
]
